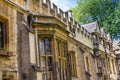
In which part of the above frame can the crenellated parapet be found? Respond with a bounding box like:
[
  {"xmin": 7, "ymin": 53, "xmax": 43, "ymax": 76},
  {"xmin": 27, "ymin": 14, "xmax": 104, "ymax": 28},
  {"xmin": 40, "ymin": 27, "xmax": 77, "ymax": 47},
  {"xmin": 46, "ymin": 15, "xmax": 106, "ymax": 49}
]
[
  {"xmin": 30, "ymin": 0, "xmax": 94, "ymax": 48},
  {"xmin": 5, "ymin": 0, "xmax": 113, "ymax": 50},
  {"xmin": 7, "ymin": 0, "xmax": 114, "ymax": 50},
  {"xmin": 8, "ymin": 0, "xmax": 113, "ymax": 50}
]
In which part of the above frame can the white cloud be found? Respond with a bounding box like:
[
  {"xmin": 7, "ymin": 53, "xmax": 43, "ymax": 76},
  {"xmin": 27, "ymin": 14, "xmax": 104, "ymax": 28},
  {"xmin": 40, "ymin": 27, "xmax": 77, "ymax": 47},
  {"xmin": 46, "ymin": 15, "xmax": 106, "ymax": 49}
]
[{"xmin": 50, "ymin": 0, "xmax": 59, "ymax": 4}]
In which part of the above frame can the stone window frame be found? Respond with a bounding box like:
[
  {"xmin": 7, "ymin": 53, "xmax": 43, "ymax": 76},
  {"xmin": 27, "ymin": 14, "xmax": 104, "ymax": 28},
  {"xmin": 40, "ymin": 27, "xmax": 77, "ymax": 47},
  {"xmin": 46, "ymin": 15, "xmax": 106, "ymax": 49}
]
[
  {"xmin": 107, "ymin": 57, "xmax": 111, "ymax": 73},
  {"xmin": 86, "ymin": 56, "xmax": 90, "ymax": 72},
  {"xmin": 84, "ymin": 53, "xmax": 91, "ymax": 74},
  {"xmin": 112, "ymin": 59, "xmax": 116, "ymax": 74},
  {"xmin": 38, "ymin": 35, "xmax": 53, "ymax": 80},
  {"xmin": 56, "ymin": 39, "xmax": 68, "ymax": 80},
  {"xmin": 0, "ymin": 16, "xmax": 9, "ymax": 50},
  {"xmin": 68, "ymin": 51, "xmax": 77, "ymax": 77}
]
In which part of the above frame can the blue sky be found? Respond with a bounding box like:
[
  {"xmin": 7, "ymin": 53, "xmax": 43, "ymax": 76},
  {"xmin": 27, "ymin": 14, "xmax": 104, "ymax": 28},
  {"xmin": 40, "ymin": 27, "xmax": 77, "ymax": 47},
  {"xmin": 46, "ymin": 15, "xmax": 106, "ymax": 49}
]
[{"xmin": 50, "ymin": 0, "xmax": 77, "ymax": 11}]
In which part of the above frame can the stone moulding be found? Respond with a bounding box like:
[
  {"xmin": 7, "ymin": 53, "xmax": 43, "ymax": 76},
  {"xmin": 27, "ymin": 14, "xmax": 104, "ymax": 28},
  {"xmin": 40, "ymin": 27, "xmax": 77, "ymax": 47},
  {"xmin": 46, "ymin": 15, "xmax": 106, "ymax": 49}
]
[{"xmin": 0, "ymin": 49, "xmax": 13, "ymax": 57}]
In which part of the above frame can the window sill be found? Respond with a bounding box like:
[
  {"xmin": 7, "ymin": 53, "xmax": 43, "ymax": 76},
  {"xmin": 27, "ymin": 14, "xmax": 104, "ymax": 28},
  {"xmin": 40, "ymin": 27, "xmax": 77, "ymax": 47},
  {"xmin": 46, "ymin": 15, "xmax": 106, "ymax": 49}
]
[{"xmin": 0, "ymin": 49, "xmax": 13, "ymax": 57}]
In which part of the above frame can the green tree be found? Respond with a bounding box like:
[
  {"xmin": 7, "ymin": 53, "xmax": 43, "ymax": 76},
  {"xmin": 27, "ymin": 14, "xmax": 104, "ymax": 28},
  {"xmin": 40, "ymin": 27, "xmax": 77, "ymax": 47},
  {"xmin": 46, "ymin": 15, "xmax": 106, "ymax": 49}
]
[{"xmin": 72, "ymin": 0, "xmax": 120, "ymax": 39}]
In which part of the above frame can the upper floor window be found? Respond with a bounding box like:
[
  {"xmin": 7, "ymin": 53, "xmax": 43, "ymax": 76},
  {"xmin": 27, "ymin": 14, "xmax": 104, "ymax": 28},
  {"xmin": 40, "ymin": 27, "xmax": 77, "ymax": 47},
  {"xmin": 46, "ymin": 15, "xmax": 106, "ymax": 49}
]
[
  {"xmin": 0, "ymin": 22, "xmax": 4, "ymax": 48},
  {"xmin": 103, "ymin": 40, "xmax": 106, "ymax": 47},
  {"xmin": 85, "ymin": 56, "xmax": 90, "ymax": 73},
  {"xmin": 108, "ymin": 58, "xmax": 111, "ymax": 72},
  {"xmin": 93, "ymin": 35, "xmax": 99, "ymax": 44},
  {"xmin": 112, "ymin": 59, "xmax": 115, "ymax": 74},
  {"xmin": 84, "ymin": 56, "xmax": 91, "ymax": 79}
]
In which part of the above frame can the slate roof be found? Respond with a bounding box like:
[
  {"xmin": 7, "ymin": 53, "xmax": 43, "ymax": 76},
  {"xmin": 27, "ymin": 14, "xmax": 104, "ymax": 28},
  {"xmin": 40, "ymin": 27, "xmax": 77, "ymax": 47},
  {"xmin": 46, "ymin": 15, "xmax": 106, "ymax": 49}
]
[
  {"xmin": 82, "ymin": 21, "xmax": 112, "ymax": 42},
  {"xmin": 82, "ymin": 21, "xmax": 100, "ymax": 33}
]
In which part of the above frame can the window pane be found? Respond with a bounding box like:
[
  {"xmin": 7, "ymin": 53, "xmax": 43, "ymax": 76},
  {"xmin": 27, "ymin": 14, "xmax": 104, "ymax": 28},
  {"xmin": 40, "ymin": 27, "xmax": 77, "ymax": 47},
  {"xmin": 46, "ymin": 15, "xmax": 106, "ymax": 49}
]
[
  {"xmin": 0, "ymin": 22, "xmax": 3, "ymax": 48},
  {"xmin": 86, "ymin": 56, "xmax": 90, "ymax": 72},
  {"xmin": 48, "ymin": 57, "xmax": 53, "ymax": 80},
  {"xmin": 57, "ymin": 41, "xmax": 60, "ymax": 56},
  {"xmin": 48, "ymin": 57, "xmax": 52, "ymax": 71},
  {"xmin": 41, "ymin": 57, "xmax": 46, "ymax": 80},
  {"xmin": 0, "ymin": 25, "xmax": 2, "ymax": 48},
  {"xmin": 41, "ymin": 57, "xmax": 46, "ymax": 69},
  {"xmin": 64, "ymin": 43, "xmax": 67, "ymax": 57},
  {"xmin": 45, "ymin": 38, "xmax": 51, "ymax": 55},
  {"xmin": 39, "ymin": 39, "xmax": 45, "ymax": 55}
]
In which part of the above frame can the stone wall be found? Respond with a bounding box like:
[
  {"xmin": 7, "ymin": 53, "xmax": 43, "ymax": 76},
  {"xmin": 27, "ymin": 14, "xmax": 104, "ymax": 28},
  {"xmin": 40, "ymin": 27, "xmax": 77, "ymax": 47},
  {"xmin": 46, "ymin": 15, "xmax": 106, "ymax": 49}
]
[
  {"xmin": 17, "ymin": 11, "xmax": 37, "ymax": 80},
  {"xmin": 0, "ymin": 1, "xmax": 18, "ymax": 80}
]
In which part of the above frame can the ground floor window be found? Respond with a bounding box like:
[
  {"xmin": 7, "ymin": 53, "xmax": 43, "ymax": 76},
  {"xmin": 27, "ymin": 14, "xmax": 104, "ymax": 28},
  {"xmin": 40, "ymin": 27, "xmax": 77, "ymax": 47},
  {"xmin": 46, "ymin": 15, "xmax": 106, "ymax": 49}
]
[
  {"xmin": 57, "ymin": 39, "xmax": 68, "ymax": 80},
  {"xmin": 69, "ymin": 52, "xmax": 77, "ymax": 77},
  {"xmin": 39, "ymin": 36, "xmax": 53, "ymax": 80}
]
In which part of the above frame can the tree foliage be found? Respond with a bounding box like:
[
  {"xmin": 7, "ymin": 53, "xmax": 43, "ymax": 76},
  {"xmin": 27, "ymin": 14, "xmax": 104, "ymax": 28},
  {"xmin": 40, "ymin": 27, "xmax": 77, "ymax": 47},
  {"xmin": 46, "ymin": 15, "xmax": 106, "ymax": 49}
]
[{"xmin": 72, "ymin": 0, "xmax": 120, "ymax": 40}]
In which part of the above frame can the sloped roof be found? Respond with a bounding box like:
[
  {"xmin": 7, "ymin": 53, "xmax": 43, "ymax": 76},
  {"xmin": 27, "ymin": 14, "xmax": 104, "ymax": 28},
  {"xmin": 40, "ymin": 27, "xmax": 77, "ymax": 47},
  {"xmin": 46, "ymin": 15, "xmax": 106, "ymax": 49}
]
[{"xmin": 82, "ymin": 21, "xmax": 101, "ymax": 33}]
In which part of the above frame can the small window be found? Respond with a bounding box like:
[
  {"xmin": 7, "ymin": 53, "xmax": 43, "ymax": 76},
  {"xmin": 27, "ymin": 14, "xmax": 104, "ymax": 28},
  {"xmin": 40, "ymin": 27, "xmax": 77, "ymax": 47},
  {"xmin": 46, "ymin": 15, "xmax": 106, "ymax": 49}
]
[
  {"xmin": 57, "ymin": 41, "xmax": 61, "ymax": 56},
  {"xmin": 86, "ymin": 56, "xmax": 90, "ymax": 72},
  {"xmin": 112, "ymin": 59, "xmax": 115, "ymax": 74}
]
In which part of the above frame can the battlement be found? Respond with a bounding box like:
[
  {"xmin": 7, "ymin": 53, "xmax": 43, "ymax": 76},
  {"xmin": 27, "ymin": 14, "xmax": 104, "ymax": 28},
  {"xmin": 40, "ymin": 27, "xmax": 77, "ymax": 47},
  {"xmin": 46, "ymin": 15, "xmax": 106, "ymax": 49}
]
[
  {"xmin": 5, "ymin": 0, "xmax": 112, "ymax": 47},
  {"xmin": 29, "ymin": 0, "xmax": 112, "ymax": 49},
  {"xmin": 31, "ymin": 0, "xmax": 94, "ymax": 48}
]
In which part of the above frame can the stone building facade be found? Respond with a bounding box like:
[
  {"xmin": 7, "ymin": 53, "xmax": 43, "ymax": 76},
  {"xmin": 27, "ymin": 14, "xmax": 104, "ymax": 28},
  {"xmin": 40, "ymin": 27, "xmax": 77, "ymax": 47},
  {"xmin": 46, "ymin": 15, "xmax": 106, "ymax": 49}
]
[
  {"xmin": 114, "ymin": 41, "xmax": 120, "ymax": 79},
  {"xmin": 0, "ymin": 0, "xmax": 117, "ymax": 80}
]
